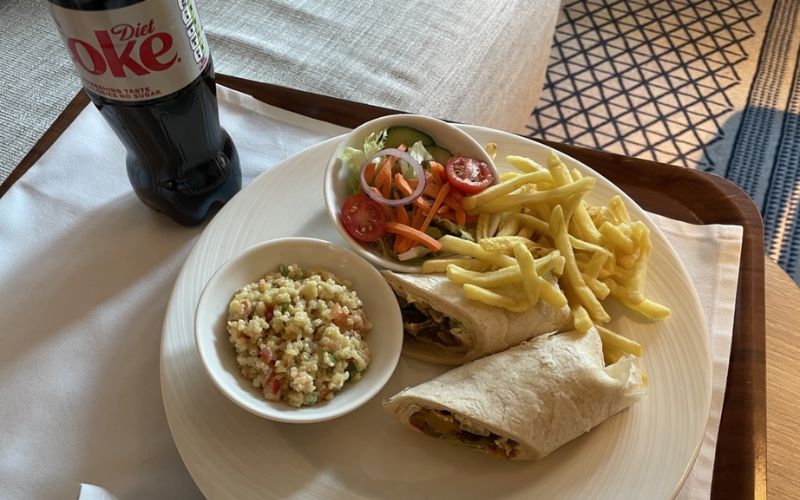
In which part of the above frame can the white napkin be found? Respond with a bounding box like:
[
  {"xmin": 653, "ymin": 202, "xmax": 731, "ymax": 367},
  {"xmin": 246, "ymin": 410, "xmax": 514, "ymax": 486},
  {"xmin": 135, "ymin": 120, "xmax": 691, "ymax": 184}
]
[
  {"xmin": 652, "ymin": 215, "xmax": 743, "ymax": 499},
  {"xmin": 77, "ymin": 483, "xmax": 118, "ymax": 500},
  {"xmin": 0, "ymin": 86, "xmax": 741, "ymax": 499}
]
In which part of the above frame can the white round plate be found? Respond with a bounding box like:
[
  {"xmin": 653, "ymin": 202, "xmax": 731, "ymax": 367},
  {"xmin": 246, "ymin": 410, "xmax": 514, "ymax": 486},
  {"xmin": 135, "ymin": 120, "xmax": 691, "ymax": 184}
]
[{"xmin": 161, "ymin": 126, "xmax": 712, "ymax": 500}]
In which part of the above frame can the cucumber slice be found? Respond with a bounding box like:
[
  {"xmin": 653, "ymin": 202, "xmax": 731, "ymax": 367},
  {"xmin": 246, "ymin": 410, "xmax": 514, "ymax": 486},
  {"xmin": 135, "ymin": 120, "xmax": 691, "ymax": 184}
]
[
  {"xmin": 384, "ymin": 126, "xmax": 435, "ymax": 149},
  {"xmin": 426, "ymin": 145, "xmax": 452, "ymax": 165}
]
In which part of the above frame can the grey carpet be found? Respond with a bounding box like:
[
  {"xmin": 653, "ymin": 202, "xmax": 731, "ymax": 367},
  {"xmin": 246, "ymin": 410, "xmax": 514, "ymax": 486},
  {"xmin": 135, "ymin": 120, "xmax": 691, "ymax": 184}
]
[
  {"xmin": 0, "ymin": 0, "xmax": 80, "ymax": 181},
  {"xmin": 527, "ymin": 0, "xmax": 800, "ymax": 283}
]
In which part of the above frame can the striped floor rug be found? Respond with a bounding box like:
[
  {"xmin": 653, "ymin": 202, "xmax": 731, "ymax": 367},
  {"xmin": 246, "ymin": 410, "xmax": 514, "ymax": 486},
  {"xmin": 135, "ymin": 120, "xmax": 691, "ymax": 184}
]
[{"xmin": 526, "ymin": 0, "xmax": 800, "ymax": 283}]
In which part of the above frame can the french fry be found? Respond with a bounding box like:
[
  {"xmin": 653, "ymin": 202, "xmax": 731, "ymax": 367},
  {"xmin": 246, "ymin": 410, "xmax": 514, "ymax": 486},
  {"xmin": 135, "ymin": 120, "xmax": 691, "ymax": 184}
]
[
  {"xmin": 616, "ymin": 252, "xmax": 638, "ymax": 270},
  {"xmin": 487, "ymin": 213, "xmax": 502, "ymax": 238},
  {"xmin": 516, "ymin": 226, "xmax": 534, "ymax": 239},
  {"xmin": 609, "ymin": 195, "xmax": 631, "ymax": 224},
  {"xmin": 484, "ymin": 142, "xmax": 497, "ymax": 160},
  {"xmin": 582, "ymin": 252, "xmax": 609, "ymax": 278},
  {"xmin": 623, "ymin": 221, "xmax": 652, "ymax": 304},
  {"xmin": 597, "ymin": 325, "xmax": 643, "ymax": 357},
  {"xmin": 599, "ymin": 221, "xmax": 635, "ymax": 253},
  {"xmin": 570, "ymin": 235, "xmax": 613, "ymax": 257},
  {"xmin": 606, "ymin": 279, "xmax": 671, "ymax": 320},
  {"xmin": 597, "ymin": 255, "xmax": 616, "ymax": 279},
  {"xmin": 475, "ymin": 213, "xmax": 491, "ymax": 241},
  {"xmin": 438, "ymin": 235, "xmax": 516, "ymax": 268},
  {"xmin": 626, "ymin": 298, "xmax": 671, "ymax": 320},
  {"xmin": 536, "ymin": 250, "xmax": 566, "ymax": 275},
  {"xmin": 590, "ymin": 206, "xmax": 615, "ymax": 228},
  {"xmin": 546, "ymin": 251, "xmax": 566, "ymax": 275},
  {"xmin": 513, "ymin": 242, "xmax": 540, "ymax": 305},
  {"xmin": 561, "ymin": 193, "xmax": 585, "ymax": 223},
  {"xmin": 462, "ymin": 284, "xmax": 531, "ymax": 312},
  {"xmin": 479, "ymin": 236, "xmax": 540, "ymax": 255},
  {"xmin": 572, "ymin": 201, "xmax": 603, "ymax": 244},
  {"xmin": 603, "ymin": 346, "xmax": 628, "ymax": 365},
  {"xmin": 572, "ymin": 304, "xmax": 594, "ymax": 333},
  {"xmin": 513, "ymin": 213, "xmax": 550, "ymax": 235},
  {"xmin": 445, "ymin": 251, "xmax": 565, "ymax": 289},
  {"xmin": 525, "ymin": 202, "xmax": 553, "ymax": 222},
  {"xmin": 546, "ymin": 150, "xmax": 573, "ymax": 186},
  {"xmin": 447, "ymin": 264, "xmax": 521, "ymax": 288},
  {"xmin": 499, "ymin": 171, "xmax": 521, "ymax": 182},
  {"xmin": 506, "ymin": 155, "xmax": 547, "ymax": 174},
  {"xmin": 474, "ymin": 177, "xmax": 596, "ymax": 214},
  {"xmin": 462, "ymin": 171, "xmax": 552, "ymax": 211},
  {"xmin": 582, "ymin": 272, "xmax": 611, "ymax": 300},
  {"xmin": 495, "ymin": 215, "xmax": 521, "ymax": 237},
  {"xmin": 550, "ymin": 205, "xmax": 610, "ymax": 323},
  {"xmin": 538, "ymin": 277, "xmax": 569, "ymax": 309},
  {"xmin": 421, "ymin": 258, "xmax": 493, "ymax": 274}
]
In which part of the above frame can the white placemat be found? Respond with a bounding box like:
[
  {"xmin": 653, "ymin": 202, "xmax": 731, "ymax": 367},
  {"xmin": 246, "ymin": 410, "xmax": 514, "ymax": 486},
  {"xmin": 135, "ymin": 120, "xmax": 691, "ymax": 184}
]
[{"xmin": 0, "ymin": 86, "xmax": 741, "ymax": 499}]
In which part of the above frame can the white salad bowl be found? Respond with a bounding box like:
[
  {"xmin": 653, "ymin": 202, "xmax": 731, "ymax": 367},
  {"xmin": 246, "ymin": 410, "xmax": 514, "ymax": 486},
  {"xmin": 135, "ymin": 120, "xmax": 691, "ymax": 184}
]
[
  {"xmin": 194, "ymin": 237, "xmax": 403, "ymax": 424},
  {"xmin": 323, "ymin": 114, "xmax": 498, "ymax": 273}
]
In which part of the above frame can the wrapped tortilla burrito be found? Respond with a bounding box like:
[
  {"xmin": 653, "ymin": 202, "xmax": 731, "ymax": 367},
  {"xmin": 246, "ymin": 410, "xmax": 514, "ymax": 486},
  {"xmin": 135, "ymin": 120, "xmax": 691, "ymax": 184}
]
[
  {"xmin": 383, "ymin": 328, "xmax": 646, "ymax": 461},
  {"xmin": 382, "ymin": 270, "xmax": 571, "ymax": 364}
]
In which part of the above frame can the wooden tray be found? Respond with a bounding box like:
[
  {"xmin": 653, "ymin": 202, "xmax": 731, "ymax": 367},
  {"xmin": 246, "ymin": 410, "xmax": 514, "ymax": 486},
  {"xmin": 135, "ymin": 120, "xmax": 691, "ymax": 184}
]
[{"xmin": 1, "ymin": 74, "xmax": 766, "ymax": 499}]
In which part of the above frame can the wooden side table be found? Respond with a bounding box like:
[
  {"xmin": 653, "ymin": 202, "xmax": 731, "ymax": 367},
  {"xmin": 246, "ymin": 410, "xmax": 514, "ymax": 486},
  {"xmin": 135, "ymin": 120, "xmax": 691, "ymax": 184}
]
[{"xmin": 765, "ymin": 257, "xmax": 800, "ymax": 499}]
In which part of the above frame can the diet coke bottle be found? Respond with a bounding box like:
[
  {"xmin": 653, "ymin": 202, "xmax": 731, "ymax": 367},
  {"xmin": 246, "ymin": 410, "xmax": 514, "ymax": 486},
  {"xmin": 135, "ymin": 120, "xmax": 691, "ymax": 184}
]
[{"xmin": 47, "ymin": 0, "xmax": 241, "ymax": 225}]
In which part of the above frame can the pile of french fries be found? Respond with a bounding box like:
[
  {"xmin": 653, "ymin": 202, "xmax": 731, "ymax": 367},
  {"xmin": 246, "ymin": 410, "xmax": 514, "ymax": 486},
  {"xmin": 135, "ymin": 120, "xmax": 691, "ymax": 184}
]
[{"xmin": 420, "ymin": 148, "xmax": 671, "ymax": 363}]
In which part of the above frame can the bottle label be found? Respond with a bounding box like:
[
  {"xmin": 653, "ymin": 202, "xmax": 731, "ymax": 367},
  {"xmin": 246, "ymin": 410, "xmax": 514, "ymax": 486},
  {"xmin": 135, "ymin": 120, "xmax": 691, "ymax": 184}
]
[{"xmin": 49, "ymin": 0, "xmax": 210, "ymax": 102}]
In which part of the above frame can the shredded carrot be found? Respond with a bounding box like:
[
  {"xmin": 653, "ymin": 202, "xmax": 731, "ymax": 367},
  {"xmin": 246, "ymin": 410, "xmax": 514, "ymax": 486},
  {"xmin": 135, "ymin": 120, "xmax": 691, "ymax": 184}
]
[
  {"xmin": 411, "ymin": 204, "xmax": 425, "ymax": 229},
  {"xmin": 423, "ymin": 181, "xmax": 442, "ymax": 199},
  {"xmin": 430, "ymin": 161, "xmax": 447, "ymax": 184},
  {"xmin": 395, "ymin": 173, "xmax": 429, "ymax": 210},
  {"xmin": 447, "ymin": 189, "xmax": 464, "ymax": 202},
  {"xmin": 374, "ymin": 162, "xmax": 391, "ymax": 192},
  {"xmin": 420, "ymin": 183, "xmax": 451, "ymax": 234},
  {"xmin": 407, "ymin": 178, "xmax": 419, "ymax": 189},
  {"xmin": 363, "ymin": 161, "xmax": 376, "ymax": 185},
  {"xmin": 380, "ymin": 173, "xmax": 391, "ymax": 199},
  {"xmin": 397, "ymin": 205, "xmax": 425, "ymax": 253},
  {"xmin": 394, "ymin": 173, "xmax": 413, "ymax": 194},
  {"xmin": 438, "ymin": 211, "xmax": 457, "ymax": 223},
  {"xmin": 368, "ymin": 187, "xmax": 394, "ymax": 221},
  {"xmin": 443, "ymin": 196, "xmax": 462, "ymax": 212},
  {"xmin": 392, "ymin": 202, "xmax": 410, "ymax": 254},
  {"xmin": 371, "ymin": 144, "xmax": 407, "ymax": 195},
  {"xmin": 384, "ymin": 222, "xmax": 442, "ymax": 252},
  {"xmin": 455, "ymin": 205, "xmax": 467, "ymax": 226},
  {"xmin": 396, "ymin": 235, "xmax": 414, "ymax": 254}
]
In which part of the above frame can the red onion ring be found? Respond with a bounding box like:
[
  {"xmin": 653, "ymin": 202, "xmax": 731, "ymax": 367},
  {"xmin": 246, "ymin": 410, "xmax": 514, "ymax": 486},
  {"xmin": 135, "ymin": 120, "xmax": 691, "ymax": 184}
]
[{"xmin": 360, "ymin": 148, "xmax": 426, "ymax": 206}]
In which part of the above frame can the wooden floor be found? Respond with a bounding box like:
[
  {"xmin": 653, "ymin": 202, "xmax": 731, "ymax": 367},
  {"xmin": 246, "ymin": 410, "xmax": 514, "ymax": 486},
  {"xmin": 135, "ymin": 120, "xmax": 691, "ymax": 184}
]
[{"xmin": 765, "ymin": 258, "xmax": 800, "ymax": 499}]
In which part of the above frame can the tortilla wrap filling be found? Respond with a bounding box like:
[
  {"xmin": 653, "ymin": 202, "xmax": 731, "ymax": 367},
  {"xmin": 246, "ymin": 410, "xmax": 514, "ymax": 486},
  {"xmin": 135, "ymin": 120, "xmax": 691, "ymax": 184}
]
[
  {"xmin": 409, "ymin": 408, "xmax": 520, "ymax": 459},
  {"xmin": 397, "ymin": 295, "xmax": 468, "ymax": 351}
]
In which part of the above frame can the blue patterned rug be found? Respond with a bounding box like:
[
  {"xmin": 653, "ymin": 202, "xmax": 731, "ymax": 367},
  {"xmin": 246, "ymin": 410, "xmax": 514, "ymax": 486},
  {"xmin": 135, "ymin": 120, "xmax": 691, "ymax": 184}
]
[{"xmin": 527, "ymin": 0, "xmax": 800, "ymax": 283}]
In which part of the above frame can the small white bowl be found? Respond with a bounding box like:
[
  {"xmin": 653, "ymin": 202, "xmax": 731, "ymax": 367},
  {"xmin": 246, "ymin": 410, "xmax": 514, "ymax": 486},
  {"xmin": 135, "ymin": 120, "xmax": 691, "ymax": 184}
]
[
  {"xmin": 323, "ymin": 114, "xmax": 497, "ymax": 273},
  {"xmin": 194, "ymin": 237, "xmax": 403, "ymax": 424}
]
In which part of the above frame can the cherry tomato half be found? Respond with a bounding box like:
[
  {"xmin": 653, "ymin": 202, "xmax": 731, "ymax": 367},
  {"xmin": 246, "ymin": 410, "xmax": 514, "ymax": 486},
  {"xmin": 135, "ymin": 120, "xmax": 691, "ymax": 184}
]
[
  {"xmin": 340, "ymin": 193, "xmax": 386, "ymax": 242},
  {"xmin": 445, "ymin": 156, "xmax": 494, "ymax": 194}
]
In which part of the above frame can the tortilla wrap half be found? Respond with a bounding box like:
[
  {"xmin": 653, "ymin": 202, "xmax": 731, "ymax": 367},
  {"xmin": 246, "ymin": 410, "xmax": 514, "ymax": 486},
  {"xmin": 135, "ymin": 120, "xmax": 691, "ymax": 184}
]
[
  {"xmin": 382, "ymin": 270, "xmax": 571, "ymax": 364},
  {"xmin": 383, "ymin": 328, "xmax": 646, "ymax": 461}
]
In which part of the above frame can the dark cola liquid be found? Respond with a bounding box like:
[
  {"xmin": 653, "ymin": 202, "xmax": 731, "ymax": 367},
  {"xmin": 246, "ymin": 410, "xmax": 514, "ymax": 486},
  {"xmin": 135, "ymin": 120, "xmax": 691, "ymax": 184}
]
[
  {"xmin": 49, "ymin": 0, "xmax": 241, "ymax": 225},
  {"xmin": 92, "ymin": 61, "xmax": 241, "ymax": 225}
]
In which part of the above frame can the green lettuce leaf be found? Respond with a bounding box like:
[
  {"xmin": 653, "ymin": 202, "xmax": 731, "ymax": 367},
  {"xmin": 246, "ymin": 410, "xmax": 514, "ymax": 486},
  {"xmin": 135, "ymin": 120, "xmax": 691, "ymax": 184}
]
[{"xmin": 340, "ymin": 131, "xmax": 386, "ymax": 194}]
